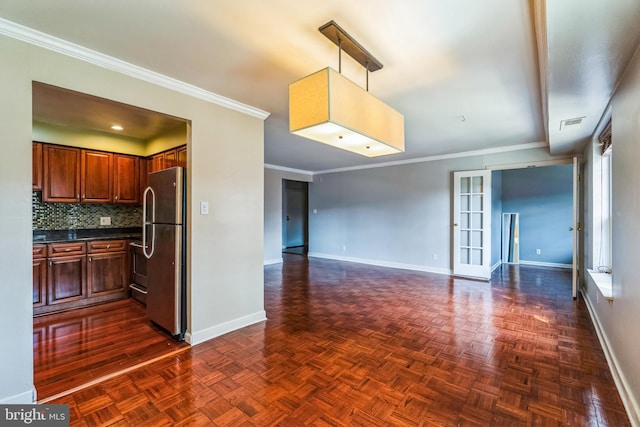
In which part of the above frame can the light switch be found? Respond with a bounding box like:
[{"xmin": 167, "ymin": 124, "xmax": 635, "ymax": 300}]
[
  {"xmin": 200, "ymin": 201, "xmax": 209, "ymax": 215},
  {"xmin": 100, "ymin": 217, "xmax": 111, "ymax": 225}
]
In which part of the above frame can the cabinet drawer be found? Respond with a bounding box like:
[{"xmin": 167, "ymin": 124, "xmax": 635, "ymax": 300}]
[
  {"xmin": 33, "ymin": 244, "xmax": 47, "ymax": 259},
  {"xmin": 48, "ymin": 242, "xmax": 87, "ymax": 257},
  {"xmin": 88, "ymin": 239, "xmax": 127, "ymax": 254}
]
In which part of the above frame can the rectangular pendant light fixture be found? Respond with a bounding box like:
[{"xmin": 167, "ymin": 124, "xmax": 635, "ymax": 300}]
[{"xmin": 289, "ymin": 22, "xmax": 405, "ymax": 157}]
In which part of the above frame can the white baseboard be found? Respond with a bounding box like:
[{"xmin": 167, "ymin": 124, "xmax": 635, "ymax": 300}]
[
  {"xmin": 491, "ymin": 260, "xmax": 502, "ymax": 272},
  {"xmin": 186, "ymin": 310, "xmax": 267, "ymax": 346},
  {"xmin": 307, "ymin": 252, "xmax": 452, "ymax": 276},
  {"xmin": 519, "ymin": 260, "xmax": 572, "ymax": 269},
  {"xmin": 264, "ymin": 258, "xmax": 282, "ymax": 266},
  {"xmin": 581, "ymin": 289, "xmax": 640, "ymax": 427},
  {"xmin": 0, "ymin": 387, "xmax": 36, "ymax": 404}
]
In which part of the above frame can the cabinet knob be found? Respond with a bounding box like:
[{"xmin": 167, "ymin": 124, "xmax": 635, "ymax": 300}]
[{"xmin": 107, "ymin": 244, "xmax": 111, "ymax": 249}]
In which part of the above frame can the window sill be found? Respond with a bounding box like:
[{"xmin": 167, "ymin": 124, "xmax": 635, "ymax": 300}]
[{"xmin": 587, "ymin": 269, "xmax": 613, "ymax": 301}]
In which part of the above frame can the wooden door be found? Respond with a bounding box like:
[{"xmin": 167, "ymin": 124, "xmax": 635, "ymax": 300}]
[
  {"xmin": 32, "ymin": 142, "xmax": 43, "ymax": 191},
  {"xmin": 48, "ymin": 255, "xmax": 86, "ymax": 305},
  {"xmin": 81, "ymin": 150, "xmax": 113, "ymax": 202},
  {"xmin": 87, "ymin": 252, "xmax": 127, "ymax": 297},
  {"xmin": 113, "ymin": 154, "xmax": 140, "ymax": 204},
  {"xmin": 43, "ymin": 145, "xmax": 81, "ymax": 202}
]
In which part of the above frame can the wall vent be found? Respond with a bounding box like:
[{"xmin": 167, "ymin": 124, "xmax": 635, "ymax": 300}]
[{"xmin": 559, "ymin": 116, "xmax": 586, "ymax": 131}]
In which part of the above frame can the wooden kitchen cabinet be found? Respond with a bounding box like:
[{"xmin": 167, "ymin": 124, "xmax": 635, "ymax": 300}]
[
  {"xmin": 43, "ymin": 145, "xmax": 81, "ymax": 202},
  {"xmin": 33, "ymin": 245, "xmax": 46, "ymax": 307},
  {"xmin": 47, "ymin": 254, "xmax": 87, "ymax": 305},
  {"xmin": 164, "ymin": 148, "xmax": 178, "ymax": 168},
  {"xmin": 148, "ymin": 153, "xmax": 165, "ymax": 173},
  {"xmin": 87, "ymin": 240, "xmax": 128, "ymax": 299},
  {"xmin": 113, "ymin": 154, "xmax": 140, "ymax": 204},
  {"xmin": 34, "ymin": 239, "xmax": 131, "ymax": 316},
  {"xmin": 82, "ymin": 150, "xmax": 113, "ymax": 202},
  {"xmin": 33, "ymin": 142, "xmax": 43, "ymax": 191},
  {"xmin": 177, "ymin": 145, "xmax": 187, "ymax": 168}
]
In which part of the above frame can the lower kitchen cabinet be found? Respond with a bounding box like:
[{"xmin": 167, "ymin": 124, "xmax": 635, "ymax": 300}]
[
  {"xmin": 32, "ymin": 245, "xmax": 46, "ymax": 307},
  {"xmin": 48, "ymin": 255, "xmax": 87, "ymax": 305},
  {"xmin": 87, "ymin": 252, "xmax": 127, "ymax": 297},
  {"xmin": 33, "ymin": 239, "xmax": 131, "ymax": 316}
]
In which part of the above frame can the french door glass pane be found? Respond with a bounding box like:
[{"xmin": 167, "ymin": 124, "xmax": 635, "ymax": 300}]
[
  {"xmin": 472, "ymin": 249, "xmax": 482, "ymax": 265},
  {"xmin": 471, "ymin": 213, "xmax": 483, "ymax": 229},
  {"xmin": 460, "ymin": 213, "xmax": 470, "ymax": 229},
  {"xmin": 460, "ymin": 195, "xmax": 470, "ymax": 211},
  {"xmin": 460, "ymin": 248, "xmax": 470, "ymax": 265},
  {"xmin": 472, "ymin": 176, "xmax": 483, "ymax": 193},
  {"xmin": 461, "ymin": 177, "xmax": 470, "ymax": 193},
  {"xmin": 460, "ymin": 231, "xmax": 470, "ymax": 246},
  {"xmin": 472, "ymin": 195, "xmax": 483, "ymax": 211},
  {"xmin": 472, "ymin": 231, "xmax": 482, "ymax": 247}
]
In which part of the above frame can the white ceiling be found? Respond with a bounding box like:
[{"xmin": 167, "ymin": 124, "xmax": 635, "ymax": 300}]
[{"xmin": 2, "ymin": 1, "xmax": 639, "ymax": 172}]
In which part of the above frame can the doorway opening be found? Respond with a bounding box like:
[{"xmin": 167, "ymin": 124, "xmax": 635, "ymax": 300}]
[
  {"xmin": 282, "ymin": 179, "xmax": 308, "ymax": 255},
  {"xmin": 502, "ymin": 213, "xmax": 519, "ymax": 264}
]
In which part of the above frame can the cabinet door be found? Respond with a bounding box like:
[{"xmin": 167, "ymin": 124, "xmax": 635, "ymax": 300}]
[
  {"xmin": 113, "ymin": 154, "xmax": 140, "ymax": 204},
  {"xmin": 148, "ymin": 153, "xmax": 164, "ymax": 173},
  {"xmin": 87, "ymin": 252, "xmax": 127, "ymax": 297},
  {"xmin": 33, "ymin": 257, "xmax": 47, "ymax": 307},
  {"xmin": 139, "ymin": 157, "xmax": 148, "ymax": 197},
  {"xmin": 33, "ymin": 142, "xmax": 43, "ymax": 191},
  {"xmin": 177, "ymin": 145, "xmax": 187, "ymax": 168},
  {"xmin": 164, "ymin": 149, "xmax": 178, "ymax": 168},
  {"xmin": 43, "ymin": 145, "xmax": 81, "ymax": 202},
  {"xmin": 48, "ymin": 255, "xmax": 86, "ymax": 305},
  {"xmin": 82, "ymin": 150, "xmax": 113, "ymax": 203}
]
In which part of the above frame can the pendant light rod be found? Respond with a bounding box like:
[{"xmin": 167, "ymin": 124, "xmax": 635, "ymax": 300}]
[
  {"xmin": 338, "ymin": 37, "xmax": 342, "ymax": 74},
  {"xmin": 319, "ymin": 20, "xmax": 383, "ymax": 72}
]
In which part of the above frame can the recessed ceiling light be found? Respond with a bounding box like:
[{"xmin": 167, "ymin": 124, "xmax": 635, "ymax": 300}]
[{"xmin": 111, "ymin": 125, "xmax": 123, "ymax": 131}]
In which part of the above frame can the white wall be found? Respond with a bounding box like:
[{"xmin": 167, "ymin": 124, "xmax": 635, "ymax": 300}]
[
  {"xmin": 309, "ymin": 147, "xmax": 569, "ymax": 274},
  {"xmin": 0, "ymin": 34, "xmax": 265, "ymax": 402},
  {"xmin": 582, "ymin": 46, "xmax": 640, "ymax": 424},
  {"xmin": 264, "ymin": 167, "xmax": 313, "ymax": 265}
]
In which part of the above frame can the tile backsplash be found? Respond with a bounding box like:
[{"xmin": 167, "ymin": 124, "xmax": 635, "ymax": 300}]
[{"xmin": 32, "ymin": 192, "xmax": 142, "ymax": 231}]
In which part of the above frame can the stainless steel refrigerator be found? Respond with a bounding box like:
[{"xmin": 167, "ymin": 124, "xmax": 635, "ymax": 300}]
[{"xmin": 143, "ymin": 166, "xmax": 186, "ymax": 340}]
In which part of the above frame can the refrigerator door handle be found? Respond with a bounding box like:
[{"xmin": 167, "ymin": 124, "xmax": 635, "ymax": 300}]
[{"xmin": 142, "ymin": 186, "xmax": 156, "ymax": 259}]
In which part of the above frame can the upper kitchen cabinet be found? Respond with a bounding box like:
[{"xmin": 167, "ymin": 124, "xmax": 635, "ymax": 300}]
[
  {"xmin": 81, "ymin": 150, "xmax": 113, "ymax": 203},
  {"xmin": 164, "ymin": 149, "xmax": 178, "ymax": 168},
  {"xmin": 148, "ymin": 153, "xmax": 164, "ymax": 173},
  {"xmin": 33, "ymin": 142, "xmax": 43, "ymax": 191},
  {"xmin": 43, "ymin": 145, "xmax": 81, "ymax": 202},
  {"xmin": 113, "ymin": 154, "xmax": 140, "ymax": 204},
  {"xmin": 177, "ymin": 146, "xmax": 187, "ymax": 168}
]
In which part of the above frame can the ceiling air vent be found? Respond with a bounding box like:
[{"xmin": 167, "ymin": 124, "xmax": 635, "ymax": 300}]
[{"xmin": 559, "ymin": 116, "xmax": 586, "ymax": 131}]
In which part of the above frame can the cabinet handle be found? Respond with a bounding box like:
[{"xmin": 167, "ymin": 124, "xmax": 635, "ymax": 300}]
[
  {"xmin": 107, "ymin": 244, "xmax": 111, "ymax": 249},
  {"xmin": 115, "ymin": 196, "xmax": 118, "ymax": 201},
  {"xmin": 65, "ymin": 248, "xmax": 71, "ymax": 252},
  {"xmin": 49, "ymin": 261, "xmax": 52, "ymax": 266}
]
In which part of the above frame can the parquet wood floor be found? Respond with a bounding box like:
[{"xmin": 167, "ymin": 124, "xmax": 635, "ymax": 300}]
[{"xmin": 47, "ymin": 255, "xmax": 630, "ymax": 426}]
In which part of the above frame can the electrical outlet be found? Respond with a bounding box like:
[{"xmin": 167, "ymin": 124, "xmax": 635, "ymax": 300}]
[
  {"xmin": 342, "ymin": 244, "xmax": 346, "ymax": 252},
  {"xmin": 200, "ymin": 201, "xmax": 209, "ymax": 215},
  {"xmin": 536, "ymin": 249, "xmax": 541, "ymax": 255},
  {"xmin": 100, "ymin": 217, "xmax": 111, "ymax": 226},
  {"xmin": 432, "ymin": 254, "xmax": 438, "ymax": 261}
]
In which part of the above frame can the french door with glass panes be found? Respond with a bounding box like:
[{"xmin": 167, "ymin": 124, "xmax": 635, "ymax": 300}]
[{"xmin": 453, "ymin": 170, "xmax": 492, "ymax": 279}]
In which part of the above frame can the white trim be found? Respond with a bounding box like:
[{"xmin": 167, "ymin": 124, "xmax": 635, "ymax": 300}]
[
  {"xmin": 0, "ymin": 17, "xmax": 270, "ymax": 120},
  {"xmin": 264, "ymin": 163, "xmax": 314, "ymax": 176},
  {"xmin": 313, "ymin": 142, "xmax": 548, "ymax": 175},
  {"xmin": 0, "ymin": 388, "xmax": 36, "ymax": 404},
  {"xmin": 264, "ymin": 258, "xmax": 283, "ymax": 266},
  {"xmin": 486, "ymin": 158, "xmax": 573, "ymax": 170},
  {"xmin": 581, "ymin": 289, "xmax": 640, "ymax": 427},
  {"xmin": 491, "ymin": 260, "xmax": 502, "ymax": 272},
  {"xmin": 185, "ymin": 310, "xmax": 267, "ymax": 346},
  {"xmin": 308, "ymin": 252, "xmax": 452, "ymax": 276},
  {"xmin": 519, "ymin": 260, "xmax": 572, "ymax": 269}
]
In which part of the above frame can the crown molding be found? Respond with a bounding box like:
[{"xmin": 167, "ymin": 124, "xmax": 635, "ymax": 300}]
[
  {"xmin": 264, "ymin": 163, "xmax": 314, "ymax": 176},
  {"xmin": 0, "ymin": 17, "xmax": 270, "ymax": 120},
  {"xmin": 313, "ymin": 141, "xmax": 550, "ymax": 175}
]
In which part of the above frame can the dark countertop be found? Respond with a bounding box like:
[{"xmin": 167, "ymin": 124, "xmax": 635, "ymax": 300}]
[{"xmin": 33, "ymin": 227, "xmax": 142, "ymax": 244}]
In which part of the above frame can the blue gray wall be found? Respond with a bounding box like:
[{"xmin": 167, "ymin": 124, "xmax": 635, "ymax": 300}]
[
  {"xmin": 501, "ymin": 165, "xmax": 573, "ymax": 265},
  {"xmin": 491, "ymin": 171, "xmax": 503, "ymax": 267},
  {"xmin": 307, "ymin": 147, "xmax": 567, "ymax": 274}
]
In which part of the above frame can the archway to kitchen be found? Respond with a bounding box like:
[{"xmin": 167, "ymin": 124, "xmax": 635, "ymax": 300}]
[{"xmin": 31, "ymin": 82, "xmax": 191, "ymax": 401}]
